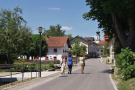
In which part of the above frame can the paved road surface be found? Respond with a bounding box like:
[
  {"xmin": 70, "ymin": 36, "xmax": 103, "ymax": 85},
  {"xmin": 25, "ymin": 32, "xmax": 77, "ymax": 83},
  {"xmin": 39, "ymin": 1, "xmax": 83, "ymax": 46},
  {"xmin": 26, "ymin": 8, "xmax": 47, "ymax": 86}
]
[{"xmin": 25, "ymin": 58, "xmax": 115, "ymax": 90}]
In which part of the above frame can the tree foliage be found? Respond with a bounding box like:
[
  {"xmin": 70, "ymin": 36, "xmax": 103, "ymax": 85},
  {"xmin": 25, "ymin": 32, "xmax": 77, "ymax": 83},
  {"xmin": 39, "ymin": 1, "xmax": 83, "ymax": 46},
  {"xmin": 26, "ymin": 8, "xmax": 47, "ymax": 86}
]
[
  {"xmin": 43, "ymin": 24, "xmax": 65, "ymax": 36},
  {"xmin": 66, "ymin": 34, "xmax": 73, "ymax": 41},
  {"xmin": 71, "ymin": 39, "xmax": 87, "ymax": 56},
  {"xmin": 28, "ymin": 34, "xmax": 48, "ymax": 58},
  {"xmin": 116, "ymin": 48, "xmax": 135, "ymax": 80},
  {"xmin": 83, "ymin": 0, "xmax": 135, "ymax": 51},
  {"xmin": 0, "ymin": 7, "xmax": 32, "ymax": 64}
]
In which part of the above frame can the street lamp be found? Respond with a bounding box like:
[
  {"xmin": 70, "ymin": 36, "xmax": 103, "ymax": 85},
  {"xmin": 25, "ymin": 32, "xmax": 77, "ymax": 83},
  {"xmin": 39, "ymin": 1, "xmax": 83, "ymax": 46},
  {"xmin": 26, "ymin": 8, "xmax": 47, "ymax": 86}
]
[{"xmin": 38, "ymin": 27, "xmax": 42, "ymax": 77}]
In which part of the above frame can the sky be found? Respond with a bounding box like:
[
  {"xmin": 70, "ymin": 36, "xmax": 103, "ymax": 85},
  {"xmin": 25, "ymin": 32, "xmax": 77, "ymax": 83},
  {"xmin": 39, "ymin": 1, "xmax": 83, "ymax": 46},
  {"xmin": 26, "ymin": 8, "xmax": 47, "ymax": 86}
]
[{"xmin": 0, "ymin": 0, "xmax": 104, "ymax": 40}]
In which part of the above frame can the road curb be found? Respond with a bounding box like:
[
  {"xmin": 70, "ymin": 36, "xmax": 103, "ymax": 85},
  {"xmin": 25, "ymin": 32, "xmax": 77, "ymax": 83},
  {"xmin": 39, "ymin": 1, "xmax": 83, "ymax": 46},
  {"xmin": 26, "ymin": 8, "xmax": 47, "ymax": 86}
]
[{"xmin": 99, "ymin": 59, "xmax": 118, "ymax": 90}]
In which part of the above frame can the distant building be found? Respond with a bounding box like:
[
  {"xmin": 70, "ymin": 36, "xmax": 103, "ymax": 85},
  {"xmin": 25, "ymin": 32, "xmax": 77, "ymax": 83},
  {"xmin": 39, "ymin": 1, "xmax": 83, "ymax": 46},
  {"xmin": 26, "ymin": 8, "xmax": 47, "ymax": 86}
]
[
  {"xmin": 70, "ymin": 36, "xmax": 98, "ymax": 58},
  {"xmin": 97, "ymin": 40, "xmax": 105, "ymax": 56}
]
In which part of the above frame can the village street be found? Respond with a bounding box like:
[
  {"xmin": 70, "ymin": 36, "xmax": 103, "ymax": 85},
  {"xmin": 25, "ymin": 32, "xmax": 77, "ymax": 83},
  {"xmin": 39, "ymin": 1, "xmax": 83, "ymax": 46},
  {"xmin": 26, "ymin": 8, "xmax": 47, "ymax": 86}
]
[{"xmin": 21, "ymin": 58, "xmax": 115, "ymax": 90}]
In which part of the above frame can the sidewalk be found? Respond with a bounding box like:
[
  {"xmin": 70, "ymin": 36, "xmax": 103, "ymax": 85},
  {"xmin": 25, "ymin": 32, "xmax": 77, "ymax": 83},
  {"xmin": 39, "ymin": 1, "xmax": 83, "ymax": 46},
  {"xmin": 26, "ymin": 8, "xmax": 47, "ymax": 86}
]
[
  {"xmin": 0, "ymin": 71, "xmax": 60, "ymax": 83},
  {"xmin": 1, "ymin": 63, "xmax": 81, "ymax": 90}
]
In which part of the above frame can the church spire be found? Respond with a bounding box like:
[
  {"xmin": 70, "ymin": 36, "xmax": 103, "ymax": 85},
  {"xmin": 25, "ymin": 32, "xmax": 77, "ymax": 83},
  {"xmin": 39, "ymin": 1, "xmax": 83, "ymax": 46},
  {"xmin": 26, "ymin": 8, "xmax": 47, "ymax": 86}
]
[{"xmin": 95, "ymin": 29, "xmax": 100, "ymax": 43}]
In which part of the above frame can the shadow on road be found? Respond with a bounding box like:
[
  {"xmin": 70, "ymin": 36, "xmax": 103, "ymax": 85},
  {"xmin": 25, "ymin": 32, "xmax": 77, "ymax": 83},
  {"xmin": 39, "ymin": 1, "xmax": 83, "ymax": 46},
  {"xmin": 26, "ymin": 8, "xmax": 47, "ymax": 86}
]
[
  {"xmin": 101, "ymin": 69, "xmax": 112, "ymax": 74},
  {"xmin": 59, "ymin": 75, "xmax": 67, "ymax": 77},
  {"xmin": 72, "ymin": 73, "xmax": 91, "ymax": 74}
]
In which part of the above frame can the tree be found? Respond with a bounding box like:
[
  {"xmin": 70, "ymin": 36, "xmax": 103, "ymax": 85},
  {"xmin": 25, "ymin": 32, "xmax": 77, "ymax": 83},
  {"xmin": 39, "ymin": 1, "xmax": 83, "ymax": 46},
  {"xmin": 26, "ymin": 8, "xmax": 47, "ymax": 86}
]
[
  {"xmin": 72, "ymin": 40, "xmax": 80, "ymax": 56},
  {"xmin": 66, "ymin": 34, "xmax": 73, "ymax": 41},
  {"xmin": 0, "ymin": 7, "xmax": 32, "ymax": 64},
  {"xmin": 83, "ymin": 0, "xmax": 135, "ymax": 52},
  {"xmin": 80, "ymin": 45, "xmax": 87, "ymax": 56},
  {"xmin": 71, "ymin": 39, "xmax": 87, "ymax": 56},
  {"xmin": 43, "ymin": 24, "xmax": 65, "ymax": 36},
  {"xmin": 28, "ymin": 34, "xmax": 48, "ymax": 59}
]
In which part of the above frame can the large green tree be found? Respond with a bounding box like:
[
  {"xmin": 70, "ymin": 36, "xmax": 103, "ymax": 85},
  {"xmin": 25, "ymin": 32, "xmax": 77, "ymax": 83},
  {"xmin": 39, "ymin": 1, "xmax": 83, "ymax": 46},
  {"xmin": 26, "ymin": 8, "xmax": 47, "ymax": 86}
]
[
  {"xmin": 83, "ymin": 0, "xmax": 135, "ymax": 51},
  {"xmin": 43, "ymin": 24, "xmax": 65, "ymax": 36},
  {"xmin": 0, "ymin": 7, "xmax": 32, "ymax": 64},
  {"xmin": 28, "ymin": 34, "xmax": 48, "ymax": 59}
]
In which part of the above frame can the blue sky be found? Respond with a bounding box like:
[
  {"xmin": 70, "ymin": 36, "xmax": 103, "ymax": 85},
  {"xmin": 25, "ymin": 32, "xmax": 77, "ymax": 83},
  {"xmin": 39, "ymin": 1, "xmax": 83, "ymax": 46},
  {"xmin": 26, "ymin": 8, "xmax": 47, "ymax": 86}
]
[{"xmin": 0, "ymin": 0, "xmax": 104, "ymax": 40}]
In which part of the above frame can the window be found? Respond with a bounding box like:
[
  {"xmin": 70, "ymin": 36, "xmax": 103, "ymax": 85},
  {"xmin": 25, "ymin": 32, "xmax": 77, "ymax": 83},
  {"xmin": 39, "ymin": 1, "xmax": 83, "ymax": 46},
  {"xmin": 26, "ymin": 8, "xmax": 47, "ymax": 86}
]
[
  {"xmin": 101, "ymin": 50, "xmax": 103, "ymax": 52},
  {"xmin": 63, "ymin": 49, "xmax": 67, "ymax": 53},
  {"xmin": 63, "ymin": 49, "xmax": 65, "ymax": 53},
  {"xmin": 54, "ymin": 57, "xmax": 57, "ymax": 60},
  {"xmin": 54, "ymin": 48, "xmax": 57, "ymax": 53}
]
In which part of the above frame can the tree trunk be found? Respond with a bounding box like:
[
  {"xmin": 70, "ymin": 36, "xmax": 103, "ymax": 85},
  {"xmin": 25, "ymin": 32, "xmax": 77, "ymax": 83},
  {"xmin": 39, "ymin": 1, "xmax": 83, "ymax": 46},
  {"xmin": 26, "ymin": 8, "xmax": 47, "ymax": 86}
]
[
  {"xmin": 112, "ymin": 13, "xmax": 135, "ymax": 52},
  {"xmin": 112, "ymin": 14, "xmax": 127, "ymax": 48},
  {"xmin": 127, "ymin": 12, "xmax": 135, "ymax": 52}
]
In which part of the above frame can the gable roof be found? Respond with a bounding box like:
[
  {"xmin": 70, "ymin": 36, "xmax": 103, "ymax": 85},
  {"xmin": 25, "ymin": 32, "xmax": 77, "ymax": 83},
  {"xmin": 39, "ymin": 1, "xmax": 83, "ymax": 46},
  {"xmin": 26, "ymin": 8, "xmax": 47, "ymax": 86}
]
[
  {"xmin": 98, "ymin": 40, "xmax": 105, "ymax": 44},
  {"xmin": 84, "ymin": 37, "xmax": 95, "ymax": 41},
  {"xmin": 70, "ymin": 36, "xmax": 89, "ymax": 44},
  {"xmin": 45, "ymin": 36, "xmax": 69, "ymax": 47},
  {"xmin": 97, "ymin": 44, "xmax": 104, "ymax": 49}
]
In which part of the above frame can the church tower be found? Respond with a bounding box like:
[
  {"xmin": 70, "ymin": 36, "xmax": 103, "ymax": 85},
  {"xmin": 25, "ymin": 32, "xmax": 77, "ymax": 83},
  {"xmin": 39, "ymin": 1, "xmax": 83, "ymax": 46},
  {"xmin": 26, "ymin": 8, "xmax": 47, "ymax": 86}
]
[{"xmin": 95, "ymin": 31, "xmax": 100, "ymax": 43}]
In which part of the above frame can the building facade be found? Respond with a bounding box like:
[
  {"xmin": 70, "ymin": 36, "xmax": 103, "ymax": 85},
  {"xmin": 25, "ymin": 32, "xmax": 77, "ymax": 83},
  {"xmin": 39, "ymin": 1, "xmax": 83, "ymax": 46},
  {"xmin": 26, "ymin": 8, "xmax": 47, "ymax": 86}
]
[
  {"xmin": 70, "ymin": 36, "xmax": 98, "ymax": 58},
  {"xmin": 45, "ymin": 36, "xmax": 70, "ymax": 61}
]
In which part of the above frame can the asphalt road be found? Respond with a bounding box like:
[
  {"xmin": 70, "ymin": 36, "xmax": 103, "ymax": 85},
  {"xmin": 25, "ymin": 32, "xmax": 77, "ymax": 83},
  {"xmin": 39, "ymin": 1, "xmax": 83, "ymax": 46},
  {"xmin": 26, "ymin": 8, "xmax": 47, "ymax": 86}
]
[{"xmin": 30, "ymin": 58, "xmax": 114, "ymax": 90}]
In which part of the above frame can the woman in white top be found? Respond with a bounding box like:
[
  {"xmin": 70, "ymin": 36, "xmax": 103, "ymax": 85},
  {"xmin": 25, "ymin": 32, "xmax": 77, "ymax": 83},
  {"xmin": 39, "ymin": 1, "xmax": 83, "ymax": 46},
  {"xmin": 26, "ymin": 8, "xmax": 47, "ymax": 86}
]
[
  {"xmin": 61, "ymin": 55, "xmax": 66, "ymax": 75},
  {"xmin": 79, "ymin": 55, "xmax": 85, "ymax": 74}
]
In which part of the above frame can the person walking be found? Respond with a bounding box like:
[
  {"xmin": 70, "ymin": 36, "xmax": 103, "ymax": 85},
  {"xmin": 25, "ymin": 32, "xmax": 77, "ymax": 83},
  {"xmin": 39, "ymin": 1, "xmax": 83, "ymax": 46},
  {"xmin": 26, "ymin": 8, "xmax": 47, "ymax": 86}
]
[
  {"xmin": 67, "ymin": 54, "xmax": 73, "ymax": 74},
  {"xmin": 79, "ymin": 55, "xmax": 85, "ymax": 74},
  {"xmin": 61, "ymin": 56, "xmax": 66, "ymax": 75}
]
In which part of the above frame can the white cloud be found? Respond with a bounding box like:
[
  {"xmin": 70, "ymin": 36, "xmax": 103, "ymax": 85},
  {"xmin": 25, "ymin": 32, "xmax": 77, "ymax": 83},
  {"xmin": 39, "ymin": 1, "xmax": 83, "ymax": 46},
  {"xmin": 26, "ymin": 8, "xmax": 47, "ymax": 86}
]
[
  {"xmin": 48, "ymin": 8, "xmax": 60, "ymax": 10},
  {"xmin": 61, "ymin": 26, "xmax": 72, "ymax": 30}
]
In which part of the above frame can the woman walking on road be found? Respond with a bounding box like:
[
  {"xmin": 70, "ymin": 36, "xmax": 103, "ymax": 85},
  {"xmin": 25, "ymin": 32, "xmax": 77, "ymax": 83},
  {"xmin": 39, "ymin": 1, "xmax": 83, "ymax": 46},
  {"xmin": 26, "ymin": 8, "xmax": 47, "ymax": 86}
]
[
  {"xmin": 61, "ymin": 56, "xmax": 66, "ymax": 75},
  {"xmin": 67, "ymin": 54, "xmax": 73, "ymax": 74},
  {"xmin": 79, "ymin": 55, "xmax": 85, "ymax": 74}
]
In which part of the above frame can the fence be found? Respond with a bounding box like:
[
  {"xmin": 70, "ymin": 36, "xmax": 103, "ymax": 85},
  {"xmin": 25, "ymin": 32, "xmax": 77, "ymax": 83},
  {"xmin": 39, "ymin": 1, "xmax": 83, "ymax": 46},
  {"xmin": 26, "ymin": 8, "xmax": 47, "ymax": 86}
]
[
  {"xmin": 0, "ymin": 60, "xmax": 61, "ymax": 85},
  {"xmin": 0, "ymin": 63, "xmax": 39, "ymax": 85}
]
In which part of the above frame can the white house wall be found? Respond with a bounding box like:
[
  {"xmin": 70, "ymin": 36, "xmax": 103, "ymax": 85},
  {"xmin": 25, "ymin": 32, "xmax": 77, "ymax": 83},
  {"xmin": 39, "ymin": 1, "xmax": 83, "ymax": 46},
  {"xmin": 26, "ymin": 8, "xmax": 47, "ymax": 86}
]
[{"xmin": 46, "ymin": 43, "xmax": 69, "ymax": 61}]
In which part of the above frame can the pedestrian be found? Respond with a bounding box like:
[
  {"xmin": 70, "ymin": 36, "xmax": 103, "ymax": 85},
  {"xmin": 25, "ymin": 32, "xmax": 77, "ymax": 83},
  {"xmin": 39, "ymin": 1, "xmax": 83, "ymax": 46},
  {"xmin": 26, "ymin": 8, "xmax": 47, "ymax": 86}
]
[
  {"xmin": 61, "ymin": 55, "xmax": 66, "ymax": 75},
  {"xmin": 67, "ymin": 54, "xmax": 73, "ymax": 74},
  {"xmin": 79, "ymin": 55, "xmax": 85, "ymax": 74}
]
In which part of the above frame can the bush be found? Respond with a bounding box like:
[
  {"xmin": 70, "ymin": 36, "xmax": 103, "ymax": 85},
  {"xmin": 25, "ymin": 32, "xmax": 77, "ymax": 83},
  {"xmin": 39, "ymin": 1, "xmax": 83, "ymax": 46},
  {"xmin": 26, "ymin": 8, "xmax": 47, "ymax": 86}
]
[
  {"xmin": 116, "ymin": 48, "xmax": 135, "ymax": 80},
  {"xmin": 19, "ymin": 58, "xmax": 27, "ymax": 62},
  {"xmin": 49, "ymin": 62, "xmax": 54, "ymax": 68},
  {"xmin": 85, "ymin": 54, "xmax": 90, "ymax": 58}
]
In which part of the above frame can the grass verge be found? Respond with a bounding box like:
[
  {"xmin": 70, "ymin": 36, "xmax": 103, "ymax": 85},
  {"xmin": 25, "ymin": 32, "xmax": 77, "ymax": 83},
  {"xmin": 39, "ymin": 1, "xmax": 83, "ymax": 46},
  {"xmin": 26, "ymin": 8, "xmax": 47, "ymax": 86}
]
[
  {"xmin": 111, "ymin": 66, "xmax": 135, "ymax": 90},
  {"xmin": 117, "ymin": 78, "xmax": 135, "ymax": 90}
]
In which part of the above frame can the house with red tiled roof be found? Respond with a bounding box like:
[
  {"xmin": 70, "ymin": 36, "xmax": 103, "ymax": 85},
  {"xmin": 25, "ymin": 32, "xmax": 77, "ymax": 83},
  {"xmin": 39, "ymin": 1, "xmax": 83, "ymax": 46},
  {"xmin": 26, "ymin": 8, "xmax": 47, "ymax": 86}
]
[{"xmin": 45, "ymin": 36, "xmax": 70, "ymax": 61}]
